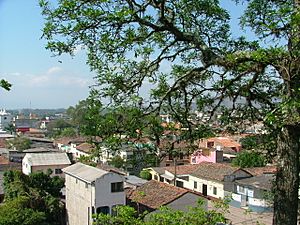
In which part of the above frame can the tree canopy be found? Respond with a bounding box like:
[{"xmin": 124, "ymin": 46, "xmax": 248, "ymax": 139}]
[
  {"xmin": 40, "ymin": 0, "xmax": 300, "ymax": 224},
  {"xmin": 2, "ymin": 170, "xmax": 65, "ymax": 225}
]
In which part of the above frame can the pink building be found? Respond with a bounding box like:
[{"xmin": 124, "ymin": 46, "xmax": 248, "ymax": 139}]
[
  {"xmin": 199, "ymin": 137, "xmax": 242, "ymax": 153},
  {"xmin": 190, "ymin": 148, "xmax": 223, "ymax": 164}
]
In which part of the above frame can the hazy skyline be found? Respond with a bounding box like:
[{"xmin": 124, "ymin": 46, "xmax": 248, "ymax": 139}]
[{"xmin": 0, "ymin": 0, "xmax": 94, "ymax": 109}]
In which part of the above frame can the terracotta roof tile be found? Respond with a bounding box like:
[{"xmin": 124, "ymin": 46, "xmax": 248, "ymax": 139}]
[
  {"xmin": 203, "ymin": 137, "xmax": 241, "ymax": 148},
  {"xmin": 191, "ymin": 162, "xmax": 242, "ymax": 181},
  {"xmin": 76, "ymin": 142, "xmax": 94, "ymax": 153},
  {"xmin": 126, "ymin": 180, "xmax": 188, "ymax": 209},
  {"xmin": 244, "ymin": 166, "xmax": 277, "ymax": 176}
]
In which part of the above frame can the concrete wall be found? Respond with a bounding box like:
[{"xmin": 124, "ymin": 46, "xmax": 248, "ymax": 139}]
[
  {"xmin": 94, "ymin": 173, "xmax": 125, "ymax": 213},
  {"xmin": 187, "ymin": 175, "xmax": 224, "ymax": 199},
  {"xmin": 65, "ymin": 175, "xmax": 94, "ymax": 225}
]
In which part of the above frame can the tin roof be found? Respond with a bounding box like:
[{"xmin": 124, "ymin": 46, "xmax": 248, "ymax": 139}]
[
  {"xmin": 63, "ymin": 162, "xmax": 109, "ymax": 183},
  {"xmin": 24, "ymin": 152, "xmax": 71, "ymax": 166}
]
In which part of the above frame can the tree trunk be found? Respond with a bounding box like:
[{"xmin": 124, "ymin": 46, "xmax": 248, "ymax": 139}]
[{"xmin": 273, "ymin": 125, "xmax": 300, "ymax": 225}]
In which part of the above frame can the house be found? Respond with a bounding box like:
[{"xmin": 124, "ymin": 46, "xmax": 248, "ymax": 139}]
[
  {"xmin": 158, "ymin": 139, "xmax": 194, "ymax": 167},
  {"xmin": 191, "ymin": 147, "xmax": 223, "ymax": 164},
  {"xmin": 63, "ymin": 163, "xmax": 125, "ymax": 225},
  {"xmin": 225, "ymin": 174, "xmax": 274, "ymax": 212},
  {"xmin": 124, "ymin": 175, "xmax": 148, "ymax": 189},
  {"xmin": 126, "ymin": 180, "xmax": 207, "ymax": 215},
  {"xmin": 148, "ymin": 163, "xmax": 252, "ymax": 200},
  {"xmin": 186, "ymin": 162, "xmax": 252, "ymax": 199},
  {"xmin": 148, "ymin": 164, "xmax": 200, "ymax": 185},
  {"xmin": 0, "ymin": 109, "xmax": 13, "ymax": 131},
  {"xmin": 199, "ymin": 137, "xmax": 242, "ymax": 153},
  {"xmin": 22, "ymin": 152, "xmax": 71, "ymax": 177}
]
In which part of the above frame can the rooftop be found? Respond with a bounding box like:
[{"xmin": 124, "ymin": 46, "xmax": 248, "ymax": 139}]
[
  {"xmin": 63, "ymin": 162, "xmax": 109, "ymax": 183},
  {"xmin": 24, "ymin": 152, "xmax": 71, "ymax": 166},
  {"xmin": 236, "ymin": 174, "xmax": 274, "ymax": 190},
  {"xmin": 190, "ymin": 162, "xmax": 243, "ymax": 181},
  {"xmin": 126, "ymin": 180, "xmax": 188, "ymax": 209}
]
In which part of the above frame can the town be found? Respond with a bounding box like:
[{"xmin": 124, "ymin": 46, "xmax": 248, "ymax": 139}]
[{"xmin": 0, "ymin": 107, "xmax": 274, "ymax": 224}]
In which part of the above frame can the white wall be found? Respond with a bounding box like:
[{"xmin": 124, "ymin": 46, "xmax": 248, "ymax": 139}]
[
  {"xmin": 187, "ymin": 175, "xmax": 224, "ymax": 199},
  {"xmin": 94, "ymin": 173, "xmax": 125, "ymax": 213}
]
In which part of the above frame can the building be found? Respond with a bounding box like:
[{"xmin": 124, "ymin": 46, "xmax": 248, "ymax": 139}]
[
  {"xmin": 199, "ymin": 137, "xmax": 242, "ymax": 153},
  {"xmin": 148, "ymin": 163, "xmax": 252, "ymax": 200},
  {"xmin": 126, "ymin": 180, "xmax": 207, "ymax": 215},
  {"xmin": 191, "ymin": 147, "xmax": 223, "ymax": 164},
  {"xmin": 226, "ymin": 174, "xmax": 274, "ymax": 212},
  {"xmin": 0, "ymin": 109, "xmax": 13, "ymax": 131},
  {"xmin": 63, "ymin": 163, "xmax": 125, "ymax": 225},
  {"xmin": 22, "ymin": 152, "xmax": 71, "ymax": 177}
]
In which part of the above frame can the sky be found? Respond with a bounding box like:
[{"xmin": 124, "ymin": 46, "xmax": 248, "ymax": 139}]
[
  {"xmin": 0, "ymin": 0, "xmax": 94, "ymax": 109},
  {"xmin": 0, "ymin": 0, "xmax": 247, "ymax": 110}
]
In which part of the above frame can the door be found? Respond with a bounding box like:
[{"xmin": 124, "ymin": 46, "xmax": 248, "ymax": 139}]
[{"xmin": 202, "ymin": 184, "xmax": 207, "ymax": 196}]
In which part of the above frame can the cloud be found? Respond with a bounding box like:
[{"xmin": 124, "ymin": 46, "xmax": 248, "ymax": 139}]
[
  {"xmin": 73, "ymin": 44, "xmax": 85, "ymax": 55},
  {"xmin": 46, "ymin": 66, "xmax": 63, "ymax": 75}
]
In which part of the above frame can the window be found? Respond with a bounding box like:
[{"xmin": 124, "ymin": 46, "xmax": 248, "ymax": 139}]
[
  {"xmin": 85, "ymin": 183, "xmax": 88, "ymax": 188},
  {"xmin": 238, "ymin": 186, "xmax": 245, "ymax": 194},
  {"xmin": 154, "ymin": 175, "xmax": 158, "ymax": 180},
  {"xmin": 176, "ymin": 180, "xmax": 184, "ymax": 188},
  {"xmin": 160, "ymin": 176, "xmax": 164, "ymax": 182},
  {"xmin": 111, "ymin": 182, "xmax": 124, "ymax": 192},
  {"xmin": 96, "ymin": 206, "xmax": 109, "ymax": 215},
  {"xmin": 213, "ymin": 187, "xmax": 217, "ymax": 195},
  {"xmin": 194, "ymin": 181, "xmax": 197, "ymax": 189},
  {"xmin": 55, "ymin": 168, "xmax": 62, "ymax": 174}
]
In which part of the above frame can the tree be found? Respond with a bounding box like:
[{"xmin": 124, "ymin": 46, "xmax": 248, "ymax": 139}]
[
  {"xmin": 0, "ymin": 197, "xmax": 47, "ymax": 225},
  {"xmin": 40, "ymin": 0, "xmax": 300, "ymax": 224},
  {"xmin": 46, "ymin": 119, "xmax": 73, "ymax": 137},
  {"xmin": 93, "ymin": 201, "xmax": 227, "ymax": 225},
  {"xmin": 2, "ymin": 170, "xmax": 65, "ymax": 225},
  {"xmin": 108, "ymin": 155, "xmax": 125, "ymax": 169},
  {"xmin": 5, "ymin": 136, "xmax": 31, "ymax": 150},
  {"xmin": 0, "ymin": 79, "xmax": 11, "ymax": 91},
  {"xmin": 232, "ymin": 151, "xmax": 266, "ymax": 168},
  {"xmin": 139, "ymin": 169, "xmax": 152, "ymax": 180}
]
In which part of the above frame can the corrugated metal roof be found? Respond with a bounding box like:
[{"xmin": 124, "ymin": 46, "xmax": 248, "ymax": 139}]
[
  {"xmin": 62, "ymin": 162, "xmax": 109, "ymax": 183},
  {"xmin": 25, "ymin": 153, "xmax": 71, "ymax": 166}
]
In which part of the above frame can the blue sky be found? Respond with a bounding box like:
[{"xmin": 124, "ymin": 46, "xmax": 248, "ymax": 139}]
[
  {"xmin": 0, "ymin": 0, "xmax": 94, "ymax": 109},
  {"xmin": 0, "ymin": 0, "xmax": 247, "ymax": 110}
]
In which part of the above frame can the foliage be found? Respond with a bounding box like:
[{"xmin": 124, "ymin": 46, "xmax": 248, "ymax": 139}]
[
  {"xmin": 0, "ymin": 196, "xmax": 47, "ymax": 225},
  {"xmin": 0, "ymin": 79, "xmax": 11, "ymax": 91},
  {"xmin": 60, "ymin": 127, "xmax": 77, "ymax": 137},
  {"xmin": 40, "ymin": 0, "xmax": 300, "ymax": 223},
  {"xmin": 108, "ymin": 155, "xmax": 125, "ymax": 169},
  {"xmin": 139, "ymin": 169, "xmax": 152, "ymax": 181},
  {"xmin": 93, "ymin": 200, "xmax": 227, "ymax": 225},
  {"xmin": 232, "ymin": 151, "xmax": 266, "ymax": 168},
  {"xmin": 46, "ymin": 119, "xmax": 73, "ymax": 137},
  {"xmin": 5, "ymin": 136, "xmax": 31, "ymax": 150},
  {"xmin": 2, "ymin": 170, "xmax": 64, "ymax": 225}
]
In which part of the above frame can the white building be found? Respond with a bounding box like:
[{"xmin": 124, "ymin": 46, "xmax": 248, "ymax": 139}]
[
  {"xmin": 0, "ymin": 109, "xmax": 13, "ymax": 131},
  {"xmin": 22, "ymin": 152, "xmax": 71, "ymax": 177},
  {"xmin": 63, "ymin": 163, "xmax": 125, "ymax": 225}
]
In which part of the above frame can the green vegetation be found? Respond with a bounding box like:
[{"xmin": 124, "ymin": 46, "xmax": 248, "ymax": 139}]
[
  {"xmin": 139, "ymin": 169, "xmax": 152, "ymax": 181},
  {"xmin": 5, "ymin": 137, "xmax": 31, "ymax": 150},
  {"xmin": 40, "ymin": 0, "xmax": 300, "ymax": 223},
  {"xmin": 1, "ymin": 170, "xmax": 65, "ymax": 225},
  {"xmin": 93, "ymin": 201, "xmax": 227, "ymax": 225},
  {"xmin": 232, "ymin": 151, "xmax": 266, "ymax": 168}
]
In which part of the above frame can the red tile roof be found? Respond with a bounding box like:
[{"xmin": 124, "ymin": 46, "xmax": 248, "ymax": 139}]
[
  {"xmin": 191, "ymin": 162, "xmax": 243, "ymax": 181},
  {"xmin": 244, "ymin": 166, "xmax": 277, "ymax": 176},
  {"xmin": 76, "ymin": 142, "xmax": 94, "ymax": 153},
  {"xmin": 126, "ymin": 180, "xmax": 188, "ymax": 209},
  {"xmin": 202, "ymin": 137, "xmax": 241, "ymax": 148}
]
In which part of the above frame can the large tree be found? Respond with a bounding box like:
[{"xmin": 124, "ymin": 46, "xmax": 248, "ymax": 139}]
[{"xmin": 40, "ymin": 0, "xmax": 300, "ymax": 224}]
